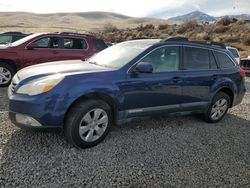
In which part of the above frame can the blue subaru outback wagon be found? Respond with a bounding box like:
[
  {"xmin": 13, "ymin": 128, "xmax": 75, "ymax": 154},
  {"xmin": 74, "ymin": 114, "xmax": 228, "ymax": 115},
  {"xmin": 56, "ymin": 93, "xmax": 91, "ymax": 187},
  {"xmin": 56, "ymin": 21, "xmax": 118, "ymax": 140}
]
[{"xmin": 8, "ymin": 37, "xmax": 246, "ymax": 148}]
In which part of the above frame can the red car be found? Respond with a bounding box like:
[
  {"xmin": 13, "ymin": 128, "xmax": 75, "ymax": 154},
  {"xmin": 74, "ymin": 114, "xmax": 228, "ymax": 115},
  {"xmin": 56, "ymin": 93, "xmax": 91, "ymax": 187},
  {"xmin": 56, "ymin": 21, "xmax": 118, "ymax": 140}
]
[
  {"xmin": 0, "ymin": 32, "xmax": 107, "ymax": 86},
  {"xmin": 240, "ymin": 57, "xmax": 250, "ymax": 77}
]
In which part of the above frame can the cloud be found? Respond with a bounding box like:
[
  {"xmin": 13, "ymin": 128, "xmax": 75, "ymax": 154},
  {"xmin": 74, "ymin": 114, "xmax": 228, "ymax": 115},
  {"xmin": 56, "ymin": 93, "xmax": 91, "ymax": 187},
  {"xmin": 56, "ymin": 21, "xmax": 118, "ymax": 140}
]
[{"xmin": 0, "ymin": 0, "xmax": 249, "ymax": 18}]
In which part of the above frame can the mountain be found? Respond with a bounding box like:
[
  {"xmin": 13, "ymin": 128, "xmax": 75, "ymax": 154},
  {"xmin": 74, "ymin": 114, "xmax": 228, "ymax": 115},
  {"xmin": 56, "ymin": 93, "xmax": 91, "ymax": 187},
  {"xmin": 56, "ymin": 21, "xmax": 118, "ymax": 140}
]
[
  {"xmin": 169, "ymin": 11, "xmax": 216, "ymax": 22},
  {"xmin": 0, "ymin": 11, "xmax": 175, "ymax": 33}
]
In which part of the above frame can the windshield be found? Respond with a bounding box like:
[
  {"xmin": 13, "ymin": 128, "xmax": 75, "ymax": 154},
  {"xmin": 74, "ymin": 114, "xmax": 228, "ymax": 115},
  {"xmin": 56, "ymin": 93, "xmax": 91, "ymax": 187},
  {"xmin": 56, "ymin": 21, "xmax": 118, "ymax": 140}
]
[
  {"xmin": 0, "ymin": 35, "xmax": 12, "ymax": 44},
  {"xmin": 88, "ymin": 39, "xmax": 160, "ymax": 69},
  {"xmin": 11, "ymin": 33, "xmax": 43, "ymax": 46}
]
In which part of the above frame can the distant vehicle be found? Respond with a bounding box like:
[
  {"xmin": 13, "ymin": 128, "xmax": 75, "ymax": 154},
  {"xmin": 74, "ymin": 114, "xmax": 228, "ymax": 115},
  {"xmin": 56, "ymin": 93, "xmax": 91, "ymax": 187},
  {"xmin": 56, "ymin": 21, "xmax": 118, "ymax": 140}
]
[
  {"xmin": 0, "ymin": 32, "xmax": 29, "ymax": 44},
  {"xmin": 226, "ymin": 46, "xmax": 240, "ymax": 64},
  {"xmin": 8, "ymin": 37, "xmax": 246, "ymax": 148},
  {"xmin": 0, "ymin": 32, "xmax": 108, "ymax": 86},
  {"xmin": 240, "ymin": 57, "xmax": 250, "ymax": 76}
]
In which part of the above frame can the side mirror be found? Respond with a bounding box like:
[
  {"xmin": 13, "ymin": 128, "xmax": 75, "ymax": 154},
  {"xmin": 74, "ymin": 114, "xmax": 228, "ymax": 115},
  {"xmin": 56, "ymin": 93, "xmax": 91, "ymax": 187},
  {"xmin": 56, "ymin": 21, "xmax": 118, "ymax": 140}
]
[
  {"xmin": 134, "ymin": 62, "xmax": 153, "ymax": 73},
  {"xmin": 26, "ymin": 43, "xmax": 38, "ymax": 50}
]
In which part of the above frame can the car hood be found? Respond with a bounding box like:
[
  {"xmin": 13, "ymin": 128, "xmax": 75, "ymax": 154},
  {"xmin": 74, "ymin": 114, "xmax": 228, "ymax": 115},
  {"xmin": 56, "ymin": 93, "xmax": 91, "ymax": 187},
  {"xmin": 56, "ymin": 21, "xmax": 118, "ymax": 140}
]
[
  {"xmin": 0, "ymin": 44, "xmax": 9, "ymax": 49},
  {"xmin": 17, "ymin": 60, "xmax": 113, "ymax": 81}
]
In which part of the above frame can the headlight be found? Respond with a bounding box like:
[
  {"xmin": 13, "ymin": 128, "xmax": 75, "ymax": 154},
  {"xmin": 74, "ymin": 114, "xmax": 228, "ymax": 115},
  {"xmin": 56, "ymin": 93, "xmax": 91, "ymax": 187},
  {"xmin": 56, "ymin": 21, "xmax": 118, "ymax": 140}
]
[{"xmin": 16, "ymin": 74, "xmax": 64, "ymax": 96}]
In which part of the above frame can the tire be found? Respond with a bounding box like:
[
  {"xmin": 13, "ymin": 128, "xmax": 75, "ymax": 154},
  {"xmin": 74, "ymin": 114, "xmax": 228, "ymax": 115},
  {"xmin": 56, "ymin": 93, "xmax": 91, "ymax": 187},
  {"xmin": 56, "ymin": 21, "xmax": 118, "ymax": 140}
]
[
  {"xmin": 0, "ymin": 62, "xmax": 15, "ymax": 87},
  {"xmin": 204, "ymin": 92, "xmax": 231, "ymax": 123},
  {"xmin": 64, "ymin": 100, "xmax": 112, "ymax": 148}
]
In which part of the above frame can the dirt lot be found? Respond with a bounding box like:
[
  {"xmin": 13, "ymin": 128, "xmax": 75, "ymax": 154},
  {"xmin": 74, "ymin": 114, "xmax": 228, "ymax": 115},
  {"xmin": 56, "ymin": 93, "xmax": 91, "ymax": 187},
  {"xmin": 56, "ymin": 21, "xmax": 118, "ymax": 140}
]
[{"xmin": 0, "ymin": 80, "xmax": 249, "ymax": 187}]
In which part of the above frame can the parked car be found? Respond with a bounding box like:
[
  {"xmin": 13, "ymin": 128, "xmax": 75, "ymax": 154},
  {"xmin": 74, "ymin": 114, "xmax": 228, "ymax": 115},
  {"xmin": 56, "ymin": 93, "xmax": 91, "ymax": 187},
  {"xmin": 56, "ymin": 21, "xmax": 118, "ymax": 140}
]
[
  {"xmin": 226, "ymin": 46, "xmax": 240, "ymax": 64},
  {"xmin": 240, "ymin": 57, "xmax": 250, "ymax": 76},
  {"xmin": 0, "ymin": 32, "xmax": 29, "ymax": 44},
  {"xmin": 0, "ymin": 32, "xmax": 108, "ymax": 86},
  {"xmin": 8, "ymin": 37, "xmax": 246, "ymax": 148}
]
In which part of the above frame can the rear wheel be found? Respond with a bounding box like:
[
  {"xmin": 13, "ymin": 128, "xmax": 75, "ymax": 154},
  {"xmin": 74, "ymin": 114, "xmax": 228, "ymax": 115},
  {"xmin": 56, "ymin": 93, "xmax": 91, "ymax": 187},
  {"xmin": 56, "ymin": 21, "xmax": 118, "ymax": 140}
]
[
  {"xmin": 64, "ymin": 100, "xmax": 112, "ymax": 148},
  {"xmin": 204, "ymin": 92, "xmax": 231, "ymax": 123},
  {"xmin": 0, "ymin": 62, "xmax": 15, "ymax": 87}
]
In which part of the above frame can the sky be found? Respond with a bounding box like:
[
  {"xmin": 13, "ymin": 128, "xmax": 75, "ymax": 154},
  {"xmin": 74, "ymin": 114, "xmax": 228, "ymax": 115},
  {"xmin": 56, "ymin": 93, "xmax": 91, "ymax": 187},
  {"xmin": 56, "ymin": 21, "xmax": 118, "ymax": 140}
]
[{"xmin": 0, "ymin": 0, "xmax": 249, "ymax": 18}]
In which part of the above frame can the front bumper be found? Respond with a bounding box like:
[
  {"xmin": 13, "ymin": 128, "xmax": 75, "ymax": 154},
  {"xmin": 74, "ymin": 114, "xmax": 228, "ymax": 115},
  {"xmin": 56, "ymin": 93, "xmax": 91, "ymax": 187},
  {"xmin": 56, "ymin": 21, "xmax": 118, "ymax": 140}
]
[{"xmin": 8, "ymin": 92, "xmax": 70, "ymax": 129}]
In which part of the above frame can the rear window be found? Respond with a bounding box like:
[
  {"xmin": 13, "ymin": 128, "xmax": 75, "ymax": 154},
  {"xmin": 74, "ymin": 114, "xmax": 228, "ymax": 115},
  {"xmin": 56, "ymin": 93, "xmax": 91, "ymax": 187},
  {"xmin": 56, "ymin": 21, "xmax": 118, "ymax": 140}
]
[
  {"xmin": 214, "ymin": 51, "xmax": 235, "ymax": 68},
  {"xmin": 63, "ymin": 38, "xmax": 88, "ymax": 49},
  {"xmin": 93, "ymin": 39, "xmax": 108, "ymax": 51},
  {"xmin": 241, "ymin": 60, "xmax": 250, "ymax": 68},
  {"xmin": 12, "ymin": 35, "xmax": 25, "ymax": 42}
]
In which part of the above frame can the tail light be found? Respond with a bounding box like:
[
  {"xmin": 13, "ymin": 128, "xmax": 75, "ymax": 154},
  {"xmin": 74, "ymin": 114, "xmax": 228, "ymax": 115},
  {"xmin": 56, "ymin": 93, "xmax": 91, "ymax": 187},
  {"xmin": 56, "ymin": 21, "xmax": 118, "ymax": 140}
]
[{"xmin": 240, "ymin": 68, "xmax": 246, "ymax": 78}]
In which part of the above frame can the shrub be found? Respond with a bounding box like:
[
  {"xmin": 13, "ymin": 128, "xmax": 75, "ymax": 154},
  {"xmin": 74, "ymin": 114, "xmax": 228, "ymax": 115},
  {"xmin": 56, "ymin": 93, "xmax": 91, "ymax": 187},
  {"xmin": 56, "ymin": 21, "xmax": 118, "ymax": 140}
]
[
  {"xmin": 241, "ymin": 34, "xmax": 250, "ymax": 46},
  {"xmin": 217, "ymin": 16, "xmax": 231, "ymax": 26},
  {"xmin": 177, "ymin": 20, "xmax": 198, "ymax": 34},
  {"xmin": 103, "ymin": 23, "xmax": 118, "ymax": 32},
  {"xmin": 214, "ymin": 26, "xmax": 229, "ymax": 33},
  {"xmin": 158, "ymin": 24, "xmax": 168, "ymax": 30}
]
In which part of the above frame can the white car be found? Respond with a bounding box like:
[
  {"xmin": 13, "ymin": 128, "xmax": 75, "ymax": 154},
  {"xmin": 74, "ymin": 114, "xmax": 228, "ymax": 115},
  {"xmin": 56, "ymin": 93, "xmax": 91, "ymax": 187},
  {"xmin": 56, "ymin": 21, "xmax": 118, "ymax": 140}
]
[{"xmin": 226, "ymin": 46, "xmax": 240, "ymax": 64}]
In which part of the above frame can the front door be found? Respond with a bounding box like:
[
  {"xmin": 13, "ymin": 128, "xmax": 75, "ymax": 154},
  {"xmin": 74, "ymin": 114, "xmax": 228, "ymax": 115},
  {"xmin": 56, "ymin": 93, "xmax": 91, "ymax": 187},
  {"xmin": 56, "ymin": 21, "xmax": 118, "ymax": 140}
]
[
  {"xmin": 119, "ymin": 46, "xmax": 183, "ymax": 117},
  {"xmin": 23, "ymin": 36, "xmax": 60, "ymax": 67}
]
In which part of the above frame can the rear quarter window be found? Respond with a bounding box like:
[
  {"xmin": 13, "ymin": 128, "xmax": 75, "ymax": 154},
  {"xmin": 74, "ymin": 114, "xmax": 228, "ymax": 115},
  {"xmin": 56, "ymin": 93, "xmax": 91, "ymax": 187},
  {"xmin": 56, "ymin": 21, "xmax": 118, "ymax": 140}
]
[
  {"xmin": 214, "ymin": 51, "xmax": 235, "ymax": 69},
  {"xmin": 228, "ymin": 48, "xmax": 239, "ymax": 58},
  {"xmin": 93, "ymin": 39, "xmax": 108, "ymax": 51}
]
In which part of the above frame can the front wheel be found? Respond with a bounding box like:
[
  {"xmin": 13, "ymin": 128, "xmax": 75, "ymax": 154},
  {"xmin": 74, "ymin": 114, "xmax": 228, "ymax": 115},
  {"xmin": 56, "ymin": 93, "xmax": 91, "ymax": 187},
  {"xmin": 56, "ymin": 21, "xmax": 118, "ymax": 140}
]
[
  {"xmin": 0, "ymin": 62, "xmax": 15, "ymax": 87},
  {"xmin": 64, "ymin": 100, "xmax": 112, "ymax": 148},
  {"xmin": 204, "ymin": 92, "xmax": 231, "ymax": 123}
]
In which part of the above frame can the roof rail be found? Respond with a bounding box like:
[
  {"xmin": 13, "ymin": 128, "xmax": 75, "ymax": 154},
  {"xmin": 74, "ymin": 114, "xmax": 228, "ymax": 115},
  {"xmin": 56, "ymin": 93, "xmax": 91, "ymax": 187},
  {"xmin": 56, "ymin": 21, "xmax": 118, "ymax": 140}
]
[
  {"xmin": 162, "ymin": 37, "xmax": 226, "ymax": 49},
  {"xmin": 1, "ymin": 32, "xmax": 25, "ymax": 35},
  {"xmin": 162, "ymin": 37, "xmax": 188, "ymax": 42},
  {"xmin": 58, "ymin": 32, "xmax": 96, "ymax": 38}
]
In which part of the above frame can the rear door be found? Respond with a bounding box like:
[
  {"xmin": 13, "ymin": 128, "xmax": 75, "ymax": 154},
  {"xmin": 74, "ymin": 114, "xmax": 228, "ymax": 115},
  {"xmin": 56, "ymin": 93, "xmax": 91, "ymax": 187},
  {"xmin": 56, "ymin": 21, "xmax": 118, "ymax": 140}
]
[
  {"xmin": 23, "ymin": 36, "xmax": 60, "ymax": 67},
  {"xmin": 181, "ymin": 46, "xmax": 220, "ymax": 111},
  {"xmin": 57, "ymin": 37, "xmax": 93, "ymax": 61}
]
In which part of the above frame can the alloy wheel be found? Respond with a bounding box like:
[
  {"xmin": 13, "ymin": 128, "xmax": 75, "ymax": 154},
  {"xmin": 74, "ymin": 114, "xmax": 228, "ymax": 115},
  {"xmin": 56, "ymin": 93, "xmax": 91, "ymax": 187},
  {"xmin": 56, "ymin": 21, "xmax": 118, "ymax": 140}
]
[
  {"xmin": 78, "ymin": 108, "xmax": 108, "ymax": 142},
  {"xmin": 0, "ymin": 67, "xmax": 11, "ymax": 85},
  {"xmin": 210, "ymin": 98, "xmax": 228, "ymax": 121}
]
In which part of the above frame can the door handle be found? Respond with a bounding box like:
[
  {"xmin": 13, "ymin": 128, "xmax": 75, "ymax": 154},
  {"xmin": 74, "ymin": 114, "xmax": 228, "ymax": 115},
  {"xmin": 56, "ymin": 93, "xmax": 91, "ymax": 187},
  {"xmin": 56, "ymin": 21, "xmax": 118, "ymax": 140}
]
[
  {"xmin": 212, "ymin": 75, "xmax": 219, "ymax": 80},
  {"xmin": 172, "ymin": 77, "xmax": 182, "ymax": 83},
  {"xmin": 53, "ymin": 51, "xmax": 58, "ymax": 54}
]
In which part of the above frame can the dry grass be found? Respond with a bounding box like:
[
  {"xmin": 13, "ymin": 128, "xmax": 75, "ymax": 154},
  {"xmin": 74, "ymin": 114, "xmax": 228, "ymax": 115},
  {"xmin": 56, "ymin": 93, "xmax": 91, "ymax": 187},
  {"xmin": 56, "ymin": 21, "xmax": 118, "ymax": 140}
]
[{"xmin": 96, "ymin": 19, "xmax": 250, "ymax": 57}]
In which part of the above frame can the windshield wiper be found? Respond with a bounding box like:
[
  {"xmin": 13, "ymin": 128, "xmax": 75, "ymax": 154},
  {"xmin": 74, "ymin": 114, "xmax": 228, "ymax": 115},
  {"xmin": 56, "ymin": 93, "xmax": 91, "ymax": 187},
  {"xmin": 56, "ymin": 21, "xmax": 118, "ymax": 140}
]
[
  {"xmin": 88, "ymin": 61, "xmax": 115, "ymax": 68},
  {"xmin": 88, "ymin": 61, "xmax": 98, "ymax": 65}
]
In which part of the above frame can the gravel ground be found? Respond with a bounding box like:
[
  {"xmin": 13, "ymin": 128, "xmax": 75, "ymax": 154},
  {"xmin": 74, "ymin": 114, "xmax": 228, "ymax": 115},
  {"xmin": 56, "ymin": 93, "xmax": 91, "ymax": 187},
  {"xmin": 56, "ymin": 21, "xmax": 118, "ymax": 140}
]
[{"xmin": 0, "ymin": 80, "xmax": 250, "ymax": 188}]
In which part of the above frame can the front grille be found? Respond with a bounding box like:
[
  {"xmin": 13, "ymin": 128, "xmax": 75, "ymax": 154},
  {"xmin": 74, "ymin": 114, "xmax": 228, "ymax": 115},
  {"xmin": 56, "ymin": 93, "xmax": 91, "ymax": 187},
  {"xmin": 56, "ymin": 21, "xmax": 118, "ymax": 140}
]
[{"xmin": 8, "ymin": 81, "xmax": 16, "ymax": 97}]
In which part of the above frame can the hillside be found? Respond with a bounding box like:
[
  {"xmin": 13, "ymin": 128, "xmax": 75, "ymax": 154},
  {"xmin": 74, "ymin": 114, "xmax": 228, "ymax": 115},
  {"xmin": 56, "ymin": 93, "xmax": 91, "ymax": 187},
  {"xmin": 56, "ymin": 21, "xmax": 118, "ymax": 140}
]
[{"xmin": 0, "ymin": 11, "xmax": 176, "ymax": 33}]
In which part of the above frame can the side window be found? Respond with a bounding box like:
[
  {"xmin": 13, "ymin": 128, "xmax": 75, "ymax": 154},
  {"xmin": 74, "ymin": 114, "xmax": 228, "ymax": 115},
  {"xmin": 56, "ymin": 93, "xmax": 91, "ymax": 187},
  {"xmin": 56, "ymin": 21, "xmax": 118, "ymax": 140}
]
[
  {"xmin": 184, "ymin": 47, "xmax": 210, "ymax": 70},
  {"xmin": 63, "ymin": 38, "xmax": 88, "ymax": 49},
  {"xmin": 33, "ymin": 37, "xmax": 59, "ymax": 48},
  {"xmin": 209, "ymin": 51, "xmax": 218, "ymax": 69},
  {"xmin": 93, "ymin": 39, "xmax": 108, "ymax": 51},
  {"xmin": 140, "ymin": 46, "xmax": 179, "ymax": 72},
  {"xmin": 214, "ymin": 51, "xmax": 235, "ymax": 68}
]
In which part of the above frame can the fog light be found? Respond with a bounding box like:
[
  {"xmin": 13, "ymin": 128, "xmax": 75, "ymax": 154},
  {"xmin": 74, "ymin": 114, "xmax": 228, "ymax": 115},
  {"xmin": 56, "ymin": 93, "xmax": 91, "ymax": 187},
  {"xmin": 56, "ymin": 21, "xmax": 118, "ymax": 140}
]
[{"xmin": 15, "ymin": 114, "xmax": 42, "ymax": 127}]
